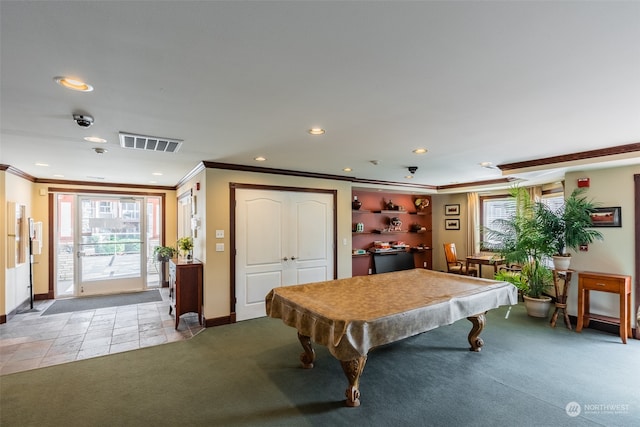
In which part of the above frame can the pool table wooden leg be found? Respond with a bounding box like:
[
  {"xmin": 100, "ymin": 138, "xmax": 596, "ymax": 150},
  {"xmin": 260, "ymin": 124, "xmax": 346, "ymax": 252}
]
[
  {"xmin": 467, "ymin": 313, "xmax": 486, "ymax": 352},
  {"xmin": 340, "ymin": 356, "xmax": 367, "ymax": 407},
  {"xmin": 297, "ymin": 333, "xmax": 316, "ymax": 369}
]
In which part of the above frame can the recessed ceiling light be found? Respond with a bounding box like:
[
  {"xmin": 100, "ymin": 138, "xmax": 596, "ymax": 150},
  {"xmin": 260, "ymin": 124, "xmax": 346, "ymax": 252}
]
[
  {"xmin": 343, "ymin": 167, "xmax": 352, "ymax": 172},
  {"xmin": 308, "ymin": 128, "xmax": 325, "ymax": 135},
  {"xmin": 54, "ymin": 76, "xmax": 93, "ymax": 92},
  {"xmin": 479, "ymin": 161, "xmax": 493, "ymax": 168},
  {"xmin": 405, "ymin": 175, "xmax": 414, "ymax": 179},
  {"xmin": 53, "ymin": 174, "xmax": 64, "ymax": 178},
  {"xmin": 35, "ymin": 162, "xmax": 49, "ymax": 167},
  {"xmin": 84, "ymin": 136, "xmax": 107, "ymax": 143},
  {"xmin": 152, "ymin": 172, "xmax": 163, "ymax": 176},
  {"xmin": 412, "ymin": 148, "xmax": 427, "ymax": 155},
  {"xmin": 149, "ymin": 180, "xmax": 157, "ymax": 184},
  {"xmin": 254, "ymin": 156, "xmax": 267, "ymax": 162}
]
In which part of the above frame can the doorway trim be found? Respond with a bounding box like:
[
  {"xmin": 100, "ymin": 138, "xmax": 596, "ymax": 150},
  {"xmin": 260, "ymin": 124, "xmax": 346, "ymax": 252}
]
[
  {"xmin": 634, "ymin": 174, "xmax": 639, "ymax": 339},
  {"xmin": 42, "ymin": 188, "xmax": 166, "ymax": 300},
  {"xmin": 229, "ymin": 183, "xmax": 337, "ymax": 323}
]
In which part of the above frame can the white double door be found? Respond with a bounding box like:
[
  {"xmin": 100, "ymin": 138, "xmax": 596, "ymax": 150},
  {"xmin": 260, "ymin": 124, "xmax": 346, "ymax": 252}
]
[{"xmin": 235, "ymin": 189, "xmax": 334, "ymax": 321}]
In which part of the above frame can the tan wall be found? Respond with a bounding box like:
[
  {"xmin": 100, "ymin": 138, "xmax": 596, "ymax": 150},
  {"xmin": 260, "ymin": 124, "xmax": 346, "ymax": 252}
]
[
  {"xmin": 1, "ymin": 173, "xmax": 177, "ymax": 318},
  {"xmin": 196, "ymin": 168, "xmax": 353, "ymax": 320},
  {"xmin": 0, "ymin": 171, "xmax": 7, "ymax": 316},
  {"xmin": 564, "ymin": 165, "xmax": 639, "ymax": 319},
  {"xmin": 3, "ymin": 172, "xmax": 35, "ymax": 314},
  {"xmin": 432, "ymin": 165, "xmax": 638, "ymax": 321},
  {"xmin": 432, "ymin": 193, "xmax": 469, "ymax": 273}
]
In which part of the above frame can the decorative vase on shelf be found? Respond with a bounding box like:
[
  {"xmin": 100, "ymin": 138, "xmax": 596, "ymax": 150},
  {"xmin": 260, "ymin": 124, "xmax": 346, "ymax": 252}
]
[{"xmin": 352, "ymin": 196, "xmax": 362, "ymax": 210}]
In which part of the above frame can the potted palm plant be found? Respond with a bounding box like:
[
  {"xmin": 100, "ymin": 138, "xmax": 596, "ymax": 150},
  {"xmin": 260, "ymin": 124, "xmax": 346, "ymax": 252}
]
[
  {"xmin": 537, "ymin": 188, "xmax": 603, "ymax": 271},
  {"xmin": 484, "ymin": 187, "xmax": 555, "ymax": 317}
]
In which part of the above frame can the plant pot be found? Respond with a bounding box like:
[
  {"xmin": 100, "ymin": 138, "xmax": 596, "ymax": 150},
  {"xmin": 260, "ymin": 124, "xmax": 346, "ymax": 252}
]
[
  {"xmin": 523, "ymin": 295, "xmax": 552, "ymax": 318},
  {"xmin": 552, "ymin": 255, "xmax": 571, "ymax": 271}
]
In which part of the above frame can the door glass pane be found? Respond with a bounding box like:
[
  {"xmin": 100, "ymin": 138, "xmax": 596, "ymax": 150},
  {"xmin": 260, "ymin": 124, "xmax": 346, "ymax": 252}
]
[
  {"xmin": 56, "ymin": 194, "xmax": 75, "ymax": 297},
  {"xmin": 79, "ymin": 197, "xmax": 142, "ymax": 287},
  {"xmin": 146, "ymin": 196, "xmax": 162, "ymax": 287}
]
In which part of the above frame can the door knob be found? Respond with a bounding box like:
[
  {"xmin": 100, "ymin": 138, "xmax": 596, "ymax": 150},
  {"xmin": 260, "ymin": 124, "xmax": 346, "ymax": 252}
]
[
  {"xmin": 282, "ymin": 257, "xmax": 288, "ymax": 261},
  {"xmin": 291, "ymin": 256, "xmax": 297, "ymax": 260}
]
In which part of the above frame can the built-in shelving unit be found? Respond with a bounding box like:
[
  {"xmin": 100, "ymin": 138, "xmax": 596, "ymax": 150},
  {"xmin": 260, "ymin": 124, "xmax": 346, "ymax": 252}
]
[{"xmin": 351, "ymin": 191, "xmax": 432, "ymax": 276}]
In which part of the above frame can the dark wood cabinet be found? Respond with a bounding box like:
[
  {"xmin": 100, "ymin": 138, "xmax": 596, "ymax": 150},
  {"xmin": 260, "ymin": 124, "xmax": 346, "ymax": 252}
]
[{"xmin": 168, "ymin": 258, "xmax": 203, "ymax": 329}]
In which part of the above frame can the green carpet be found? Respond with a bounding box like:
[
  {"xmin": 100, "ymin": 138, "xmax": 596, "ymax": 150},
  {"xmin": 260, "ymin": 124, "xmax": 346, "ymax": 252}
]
[
  {"xmin": 1, "ymin": 304, "xmax": 638, "ymax": 426},
  {"xmin": 42, "ymin": 290, "xmax": 162, "ymax": 315}
]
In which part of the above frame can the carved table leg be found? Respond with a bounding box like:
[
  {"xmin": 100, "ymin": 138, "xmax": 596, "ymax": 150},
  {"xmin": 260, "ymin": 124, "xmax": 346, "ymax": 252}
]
[
  {"xmin": 467, "ymin": 313, "xmax": 486, "ymax": 352},
  {"xmin": 297, "ymin": 333, "xmax": 316, "ymax": 369},
  {"xmin": 340, "ymin": 356, "xmax": 367, "ymax": 407}
]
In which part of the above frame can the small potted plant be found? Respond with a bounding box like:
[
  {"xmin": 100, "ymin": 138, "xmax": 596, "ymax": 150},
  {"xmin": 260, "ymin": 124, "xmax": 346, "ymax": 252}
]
[
  {"xmin": 153, "ymin": 245, "xmax": 175, "ymax": 262},
  {"xmin": 177, "ymin": 236, "xmax": 194, "ymax": 260}
]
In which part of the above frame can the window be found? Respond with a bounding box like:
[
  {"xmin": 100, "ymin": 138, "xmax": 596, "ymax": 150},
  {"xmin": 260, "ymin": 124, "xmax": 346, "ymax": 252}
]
[
  {"xmin": 541, "ymin": 192, "xmax": 564, "ymax": 212},
  {"xmin": 480, "ymin": 188, "xmax": 565, "ymax": 250},
  {"xmin": 480, "ymin": 196, "xmax": 516, "ymax": 249}
]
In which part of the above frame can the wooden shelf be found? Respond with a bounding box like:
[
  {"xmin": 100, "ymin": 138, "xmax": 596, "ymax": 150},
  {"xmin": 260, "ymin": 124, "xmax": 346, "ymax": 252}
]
[
  {"xmin": 351, "ymin": 191, "xmax": 432, "ymax": 276},
  {"xmin": 352, "ymin": 253, "xmax": 370, "ymax": 258},
  {"xmin": 373, "ymin": 210, "xmax": 409, "ymax": 214}
]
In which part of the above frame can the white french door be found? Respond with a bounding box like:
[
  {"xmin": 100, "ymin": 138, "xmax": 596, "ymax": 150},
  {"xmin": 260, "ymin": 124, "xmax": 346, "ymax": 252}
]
[
  {"xmin": 235, "ymin": 189, "xmax": 334, "ymax": 321},
  {"xmin": 76, "ymin": 196, "xmax": 144, "ymax": 295},
  {"xmin": 55, "ymin": 194, "xmax": 163, "ymax": 297}
]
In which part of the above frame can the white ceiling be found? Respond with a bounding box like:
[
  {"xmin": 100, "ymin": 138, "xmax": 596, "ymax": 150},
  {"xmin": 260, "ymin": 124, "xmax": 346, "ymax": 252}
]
[{"xmin": 2, "ymin": 1, "xmax": 639, "ymax": 191}]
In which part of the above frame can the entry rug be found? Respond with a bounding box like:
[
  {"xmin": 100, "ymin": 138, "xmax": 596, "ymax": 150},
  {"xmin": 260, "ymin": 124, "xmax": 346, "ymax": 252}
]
[{"xmin": 42, "ymin": 290, "xmax": 162, "ymax": 315}]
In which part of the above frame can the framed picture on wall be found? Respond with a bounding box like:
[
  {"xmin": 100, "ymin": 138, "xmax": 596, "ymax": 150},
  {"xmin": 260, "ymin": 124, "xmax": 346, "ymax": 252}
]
[
  {"xmin": 445, "ymin": 218, "xmax": 460, "ymax": 230},
  {"xmin": 445, "ymin": 204, "xmax": 460, "ymax": 216},
  {"xmin": 589, "ymin": 207, "xmax": 621, "ymax": 227}
]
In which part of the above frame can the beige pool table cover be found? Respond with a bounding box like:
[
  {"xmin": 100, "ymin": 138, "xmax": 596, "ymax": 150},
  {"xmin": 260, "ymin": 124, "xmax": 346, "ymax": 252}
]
[{"xmin": 266, "ymin": 269, "xmax": 518, "ymax": 361}]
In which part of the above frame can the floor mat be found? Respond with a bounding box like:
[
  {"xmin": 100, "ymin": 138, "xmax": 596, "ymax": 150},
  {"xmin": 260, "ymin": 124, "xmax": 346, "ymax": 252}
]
[{"xmin": 42, "ymin": 290, "xmax": 163, "ymax": 315}]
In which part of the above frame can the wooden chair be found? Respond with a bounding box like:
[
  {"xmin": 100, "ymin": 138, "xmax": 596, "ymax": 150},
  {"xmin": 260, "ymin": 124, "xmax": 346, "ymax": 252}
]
[{"xmin": 443, "ymin": 243, "xmax": 477, "ymax": 276}]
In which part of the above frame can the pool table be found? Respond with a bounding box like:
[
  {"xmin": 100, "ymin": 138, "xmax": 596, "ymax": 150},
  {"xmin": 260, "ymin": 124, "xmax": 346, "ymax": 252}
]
[{"xmin": 265, "ymin": 268, "xmax": 517, "ymax": 407}]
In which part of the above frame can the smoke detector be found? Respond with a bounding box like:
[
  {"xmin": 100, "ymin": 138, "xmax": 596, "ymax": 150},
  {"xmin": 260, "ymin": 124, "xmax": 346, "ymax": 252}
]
[{"xmin": 93, "ymin": 147, "xmax": 107, "ymax": 154}]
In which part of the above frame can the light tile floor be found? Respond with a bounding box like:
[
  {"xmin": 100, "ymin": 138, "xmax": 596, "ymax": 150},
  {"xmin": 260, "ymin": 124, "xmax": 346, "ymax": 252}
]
[{"xmin": 0, "ymin": 288, "xmax": 204, "ymax": 375}]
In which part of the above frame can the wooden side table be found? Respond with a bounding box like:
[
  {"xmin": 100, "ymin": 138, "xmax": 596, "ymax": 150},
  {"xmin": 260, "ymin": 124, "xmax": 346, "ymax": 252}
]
[
  {"xmin": 550, "ymin": 269, "xmax": 574, "ymax": 329},
  {"xmin": 576, "ymin": 271, "xmax": 632, "ymax": 344}
]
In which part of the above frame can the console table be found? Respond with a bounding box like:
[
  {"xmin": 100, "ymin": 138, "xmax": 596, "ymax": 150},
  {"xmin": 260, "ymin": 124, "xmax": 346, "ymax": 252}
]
[
  {"xmin": 576, "ymin": 271, "xmax": 632, "ymax": 344},
  {"xmin": 168, "ymin": 258, "xmax": 203, "ymax": 329}
]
